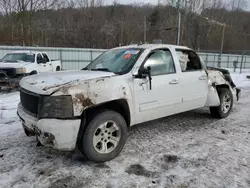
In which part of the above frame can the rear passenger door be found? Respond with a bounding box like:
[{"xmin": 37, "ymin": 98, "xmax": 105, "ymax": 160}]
[
  {"xmin": 176, "ymin": 49, "xmax": 208, "ymax": 110},
  {"xmin": 133, "ymin": 48, "xmax": 183, "ymax": 124}
]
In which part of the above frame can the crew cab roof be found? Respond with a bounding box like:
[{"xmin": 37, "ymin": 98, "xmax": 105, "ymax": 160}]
[
  {"xmin": 112, "ymin": 44, "xmax": 192, "ymax": 51},
  {"xmin": 7, "ymin": 51, "xmax": 38, "ymax": 54}
]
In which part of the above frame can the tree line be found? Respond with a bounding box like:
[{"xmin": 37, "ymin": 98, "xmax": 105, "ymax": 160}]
[{"xmin": 0, "ymin": 0, "xmax": 249, "ymax": 52}]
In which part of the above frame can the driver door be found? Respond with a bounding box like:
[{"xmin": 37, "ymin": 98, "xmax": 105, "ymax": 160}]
[{"xmin": 133, "ymin": 49, "xmax": 183, "ymax": 124}]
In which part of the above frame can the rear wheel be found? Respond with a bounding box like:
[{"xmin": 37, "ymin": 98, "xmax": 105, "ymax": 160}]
[
  {"xmin": 210, "ymin": 88, "xmax": 233, "ymax": 118},
  {"xmin": 78, "ymin": 110, "xmax": 127, "ymax": 163},
  {"xmin": 56, "ymin": 66, "xmax": 60, "ymax": 71}
]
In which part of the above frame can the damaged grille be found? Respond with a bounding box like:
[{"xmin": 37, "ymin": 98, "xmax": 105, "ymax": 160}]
[
  {"xmin": 20, "ymin": 88, "xmax": 40, "ymax": 116},
  {"xmin": 0, "ymin": 68, "xmax": 16, "ymax": 78}
]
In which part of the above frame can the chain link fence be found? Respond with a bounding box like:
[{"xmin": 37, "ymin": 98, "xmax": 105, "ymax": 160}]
[
  {"xmin": 198, "ymin": 50, "xmax": 250, "ymax": 73},
  {"xmin": 1, "ymin": 46, "xmax": 249, "ymax": 73}
]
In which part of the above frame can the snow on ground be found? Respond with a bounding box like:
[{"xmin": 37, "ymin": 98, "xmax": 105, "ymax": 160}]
[{"xmin": 0, "ymin": 70, "xmax": 250, "ymax": 188}]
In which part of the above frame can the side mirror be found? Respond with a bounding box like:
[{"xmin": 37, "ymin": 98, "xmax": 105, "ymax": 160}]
[
  {"xmin": 137, "ymin": 68, "xmax": 148, "ymax": 79},
  {"xmin": 134, "ymin": 66, "xmax": 152, "ymax": 90}
]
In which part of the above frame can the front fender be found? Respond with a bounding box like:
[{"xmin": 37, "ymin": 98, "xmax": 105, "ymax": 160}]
[{"xmin": 52, "ymin": 76, "xmax": 131, "ymax": 117}]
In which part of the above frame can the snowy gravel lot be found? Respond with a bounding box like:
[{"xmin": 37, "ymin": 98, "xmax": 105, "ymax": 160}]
[{"xmin": 0, "ymin": 71, "xmax": 250, "ymax": 188}]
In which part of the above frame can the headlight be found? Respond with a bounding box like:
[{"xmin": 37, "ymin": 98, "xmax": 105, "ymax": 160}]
[
  {"xmin": 38, "ymin": 96, "xmax": 74, "ymax": 119},
  {"xmin": 15, "ymin": 67, "xmax": 26, "ymax": 74}
]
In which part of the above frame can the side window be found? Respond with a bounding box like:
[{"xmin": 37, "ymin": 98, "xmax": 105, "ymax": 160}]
[
  {"xmin": 144, "ymin": 50, "xmax": 175, "ymax": 76},
  {"xmin": 37, "ymin": 54, "xmax": 43, "ymax": 63},
  {"xmin": 42, "ymin": 53, "xmax": 49, "ymax": 62},
  {"xmin": 176, "ymin": 50, "xmax": 202, "ymax": 72}
]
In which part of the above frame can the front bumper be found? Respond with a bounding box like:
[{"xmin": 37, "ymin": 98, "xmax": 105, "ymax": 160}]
[
  {"xmin": 17, "ymin": 103, "xmax": 81, "ymax": 151},
  {"xmin": 0, "ymin": 71, "xmax": 22, "ymax": 88}
]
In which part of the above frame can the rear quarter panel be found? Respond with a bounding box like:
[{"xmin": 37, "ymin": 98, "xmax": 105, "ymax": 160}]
[{"xmin": 51, "ymin": 61, "xmax": 62, "ymax": 71}]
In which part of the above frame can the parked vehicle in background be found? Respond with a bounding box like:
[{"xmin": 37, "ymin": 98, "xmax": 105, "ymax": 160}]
[
  {"xmin": 0, "ymin": 51, "xmax": 61, "ymax": 89},
  {"xmin": 17, "ymin": 44, "xmax": 241, "ymax": 163}
]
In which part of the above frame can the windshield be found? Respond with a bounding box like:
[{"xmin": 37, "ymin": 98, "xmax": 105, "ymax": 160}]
[
  {"xmin": 84, "ymin": 48, "xmax": 143, "ymax": 74},
  {"xmin": 1, "ymin": 53, "xmax": 35, "ymax": 63}
]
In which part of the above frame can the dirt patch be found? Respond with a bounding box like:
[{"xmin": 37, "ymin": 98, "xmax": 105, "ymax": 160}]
[
  {"xmin": 246, "ymin": 180, "xmax": 250, "ymax": 186},
  {"xmin": 10, "ymin": 175, "xmax": 29, "ymax": 187},
  {"xmin": 221, "ymin": 130, "xmax": 226, "ymax": 134},
  {"xmin": 48, "ymin": 175, "xmax": 84, "ymax": 188},
  {"xmin": 163, "ymin": 155, "xmax": 180, "ymax": 163},
  {"xmin": 73, "ymin": 93, "xmax": 94, "ymax": 108},
  {"xmin": 181, "ymin": 158, "xmax": 207, "ymax": 169},
  {"xmin": 159, "ymin": 154, "xmax": 180, "ymax": 170},
  {"xmin": 95, "ymin": 163, "xmax": 110, "ymax": 169},
  {"xmin": 105, "ymin": 183, "xmax": 113, "ymax": 188},
  {"xmin": 36, "ymin": 168, "xmax": 55, "ymax": 177},
  {"xmin": 125, "ymin": 164, "xmax": 158, "ymax": 178}
]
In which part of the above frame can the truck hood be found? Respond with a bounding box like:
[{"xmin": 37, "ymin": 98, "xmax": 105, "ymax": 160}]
[
  {"xmin": 0, "ymin": 61, "xmax": 30, "ymax": 68},
  {"xmin": 20, "ymin": 70, "xmax": 116, "ymax": 95}
]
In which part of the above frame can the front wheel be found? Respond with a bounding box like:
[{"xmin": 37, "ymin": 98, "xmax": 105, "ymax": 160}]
[
  {"xmin": 78, "ymin": 110, "xmax": 127, "ymax": 163},
  {"xmin": 210, "ymin": 88, "xmax": 233, "ymax": 119}
]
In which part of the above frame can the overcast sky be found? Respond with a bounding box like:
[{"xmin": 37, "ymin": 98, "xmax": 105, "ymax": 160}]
[{"xmin": 104, "ymin": 0, "xmax": 250, "ymax": 10}]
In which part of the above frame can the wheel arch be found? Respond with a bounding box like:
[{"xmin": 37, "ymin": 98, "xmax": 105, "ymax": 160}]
[
  {"xmin": 76, "ymin": 99, "xmax": 131, "ymax": 144},
  {"xmin": 29, "ymin": 70, "xmax": 38, "ymax": 75},
  {"xmin": 56, "ymin": 66, "xmax": 61, "ymax": 71},
  {"xmin": 215, "ymin": 84, "xmax": 230, "ymax": 91}
]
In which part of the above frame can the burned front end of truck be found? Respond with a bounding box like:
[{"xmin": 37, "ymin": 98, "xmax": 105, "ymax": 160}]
[{"xmin": 17, "ymin": 87, "xmax": 80, "ymax": 150}]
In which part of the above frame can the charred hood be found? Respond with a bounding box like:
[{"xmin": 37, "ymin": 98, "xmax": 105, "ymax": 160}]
[{"xmin": 19, "ymin": 70, "xmax": 116, "ymax": 95}]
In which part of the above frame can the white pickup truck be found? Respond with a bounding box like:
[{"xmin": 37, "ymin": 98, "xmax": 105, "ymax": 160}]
[
  {"xmin": 17, "ymin": 44, "xmax": 241, "ymax": 163},
  {"xmin": 0, "ymin": 51, "xmax": 61, "ymax": 88}
]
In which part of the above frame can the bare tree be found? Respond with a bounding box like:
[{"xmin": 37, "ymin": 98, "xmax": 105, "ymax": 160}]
[
  {"xmin": 230, "ymin": 0, "xmax": 248, "ymax": 10},
  {"xmin": 0, "ymin": 0, "xmax": 249, "ymax": 50}
]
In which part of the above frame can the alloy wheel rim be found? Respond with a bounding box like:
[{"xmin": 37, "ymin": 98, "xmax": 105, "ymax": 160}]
[
  {"xmin": 221, "ymin": 94, "xmax": 231, "ymax": 113},
  {"xmin": 93, "ymin": 121, "xmax": 121, "ymax": 154}
]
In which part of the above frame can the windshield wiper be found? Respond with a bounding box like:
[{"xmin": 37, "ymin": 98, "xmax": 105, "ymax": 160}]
[
  {"xmin": 92, "ymin": 68, "xmax": 112, "ymax": 72},
  {"xmin": 81, "ymin": 67, "xmax": 119, "ymax": 74},
  {"xmin": 82, "ymin": 68, "xmax": 112, "ymax": 72}
]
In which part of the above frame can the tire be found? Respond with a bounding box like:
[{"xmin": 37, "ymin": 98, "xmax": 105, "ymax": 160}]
[
  {"xmin": 56, "ymin": 66, "xmax": 60, "ymax": 71},
  {"xmin": 78, "ymin": 110, "xmax": 127, "ymax": 163},
  {"xmin": 210, "ymin": 88, "xmax": 233, "ymax": 119}
]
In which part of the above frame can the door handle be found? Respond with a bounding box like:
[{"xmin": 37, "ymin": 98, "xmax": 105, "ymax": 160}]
[
  {"xmin": 43, "ymin": 65, "xmax": 46, "ymax": 67},
  {"xmin": 199, "ymin": 75, "xmax": 207, "ymax": 80},
  {"xmin": 169, "ymin": 79, "xmax": 179, "ymax": 85}
]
